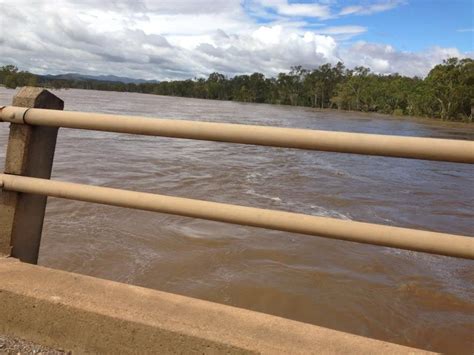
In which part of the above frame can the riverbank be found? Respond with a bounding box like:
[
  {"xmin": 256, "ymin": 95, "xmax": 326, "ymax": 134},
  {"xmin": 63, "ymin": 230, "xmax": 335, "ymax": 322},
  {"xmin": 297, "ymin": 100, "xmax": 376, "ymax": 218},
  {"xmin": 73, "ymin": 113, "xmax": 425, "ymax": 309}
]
[
  {"xmin": 2, "ymin": 84, "xmax": 472, "ymax": 126},
  {"xmin": 2, "ymin": 58, "xmax": 473, "ymax": 122}
]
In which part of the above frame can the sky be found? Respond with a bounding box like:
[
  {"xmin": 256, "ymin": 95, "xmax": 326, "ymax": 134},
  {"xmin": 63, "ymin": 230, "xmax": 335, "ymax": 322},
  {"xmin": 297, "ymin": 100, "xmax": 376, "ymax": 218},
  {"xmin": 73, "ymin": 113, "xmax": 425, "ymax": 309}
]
[{"xmin": 0, "ymin": 0, "xmax": 472, "ymax": 80}]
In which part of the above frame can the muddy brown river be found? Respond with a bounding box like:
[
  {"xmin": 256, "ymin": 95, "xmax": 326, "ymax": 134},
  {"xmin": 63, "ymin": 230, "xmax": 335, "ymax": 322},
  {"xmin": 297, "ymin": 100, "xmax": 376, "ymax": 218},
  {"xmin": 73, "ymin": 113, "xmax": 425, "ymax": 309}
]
[{"xmin": 1, "ymin": 87, "xmax": 473, "ymax": 353}]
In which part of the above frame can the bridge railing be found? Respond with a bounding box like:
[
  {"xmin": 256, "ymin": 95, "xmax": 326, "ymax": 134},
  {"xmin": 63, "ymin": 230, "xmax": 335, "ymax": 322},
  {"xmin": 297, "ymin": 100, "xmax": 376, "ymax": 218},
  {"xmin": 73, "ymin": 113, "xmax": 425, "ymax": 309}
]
[{"xmin": 1, "ymin": 87, "xmax": 473, "ymax": 264}]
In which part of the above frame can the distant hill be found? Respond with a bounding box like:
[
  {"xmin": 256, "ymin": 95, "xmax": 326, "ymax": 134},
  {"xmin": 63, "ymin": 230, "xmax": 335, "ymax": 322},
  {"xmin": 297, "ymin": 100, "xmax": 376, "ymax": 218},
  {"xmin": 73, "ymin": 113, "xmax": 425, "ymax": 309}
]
[{"xmin": 40, "ymin": 73, "xmax": 159, "ymax": 84}]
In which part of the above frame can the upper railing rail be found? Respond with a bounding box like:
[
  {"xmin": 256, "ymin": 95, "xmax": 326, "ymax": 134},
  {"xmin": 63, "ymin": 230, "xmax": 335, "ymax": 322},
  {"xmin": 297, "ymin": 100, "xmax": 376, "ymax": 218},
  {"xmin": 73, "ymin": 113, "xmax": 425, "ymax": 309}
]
[
  {"xmin": 0, "ymin": 91, "xmax": 473, "ymax": 263},
  {"xmin": 1, "ymin": 106, "xmax": 473, "ymax": 164}
]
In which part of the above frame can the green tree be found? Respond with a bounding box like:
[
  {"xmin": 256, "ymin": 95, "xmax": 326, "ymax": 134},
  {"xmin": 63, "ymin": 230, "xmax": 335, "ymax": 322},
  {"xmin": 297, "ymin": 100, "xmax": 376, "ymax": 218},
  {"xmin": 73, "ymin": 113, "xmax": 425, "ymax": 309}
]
[
  {"xmin": 0, "ymin": 58, "xmax": 471, "ymax": 122},
  {"xmin": 425, "ymin": 58, "xmax": 474, "ymax": 120}
]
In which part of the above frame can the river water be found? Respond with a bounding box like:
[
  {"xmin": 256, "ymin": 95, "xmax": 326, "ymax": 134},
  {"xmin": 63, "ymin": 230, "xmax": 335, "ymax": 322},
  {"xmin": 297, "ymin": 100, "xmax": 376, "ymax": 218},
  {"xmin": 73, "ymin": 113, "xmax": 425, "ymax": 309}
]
[{"xmin": 0, "ymin": 87, "xmax": 473, "ymax": 352}]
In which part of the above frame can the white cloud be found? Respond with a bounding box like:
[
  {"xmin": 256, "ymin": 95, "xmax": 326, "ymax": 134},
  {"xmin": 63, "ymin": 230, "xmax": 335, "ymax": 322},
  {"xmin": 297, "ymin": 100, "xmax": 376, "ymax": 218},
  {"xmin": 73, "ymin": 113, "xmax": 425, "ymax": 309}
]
[
  {"xmin": 256, "ymin": 0, "xmax": 331, "ymax": 18},
  {"xmin": 342, "ymin": 42, "xmax": 468, "ymax": 77},
  {"xmin": 316, "ymin": 25, "xmax": 367, "ymax": 35},
  {"xmin": 0, "ymin": 0, "xmax": 471, "ymax": 80},
  {"xmin": 339, "ymin": 0, "xmax": 405, "ymax": 16},
  {"xmin": 254, "ymin": 0, "xmax": 405, "ymax": 19}
]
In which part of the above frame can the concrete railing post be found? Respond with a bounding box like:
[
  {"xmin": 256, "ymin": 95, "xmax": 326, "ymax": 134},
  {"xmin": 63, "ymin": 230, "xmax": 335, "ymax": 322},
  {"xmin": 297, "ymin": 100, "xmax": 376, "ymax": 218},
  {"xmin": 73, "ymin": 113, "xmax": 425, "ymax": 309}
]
[{"xmin": 0, "ymin": 87, "xmax": 63, "ymax": 263}]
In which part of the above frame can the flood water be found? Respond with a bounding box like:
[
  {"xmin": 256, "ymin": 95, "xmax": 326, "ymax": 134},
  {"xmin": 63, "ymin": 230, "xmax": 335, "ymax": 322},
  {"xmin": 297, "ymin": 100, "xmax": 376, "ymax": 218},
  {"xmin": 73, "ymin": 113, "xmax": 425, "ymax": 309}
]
[{"xmin": 1, "ymin": 87, "xmax": 473, "ymax": 353}]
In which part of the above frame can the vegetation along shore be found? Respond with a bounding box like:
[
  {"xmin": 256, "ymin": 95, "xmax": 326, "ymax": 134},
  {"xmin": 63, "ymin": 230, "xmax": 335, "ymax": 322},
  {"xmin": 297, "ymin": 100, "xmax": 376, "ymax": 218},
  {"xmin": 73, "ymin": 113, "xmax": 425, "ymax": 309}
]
[{"xmin": 1, "ymin": 57, "xmax": 472, "ymax": 122}]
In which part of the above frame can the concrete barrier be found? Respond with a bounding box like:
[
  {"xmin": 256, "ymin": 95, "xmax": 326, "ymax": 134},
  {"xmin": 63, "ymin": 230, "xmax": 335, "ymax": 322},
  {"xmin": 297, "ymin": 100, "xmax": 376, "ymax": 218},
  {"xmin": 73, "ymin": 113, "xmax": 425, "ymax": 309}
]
[{"xmin": 0, "ymin": 258, "xmax": 429, "ymax": 354}]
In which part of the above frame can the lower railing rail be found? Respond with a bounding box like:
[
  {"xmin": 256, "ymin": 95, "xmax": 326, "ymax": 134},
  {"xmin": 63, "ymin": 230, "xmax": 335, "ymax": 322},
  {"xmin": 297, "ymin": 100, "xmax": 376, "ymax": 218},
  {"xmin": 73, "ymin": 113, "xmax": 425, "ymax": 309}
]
[{"xmin": 1, "ymin": 173, "xmax": 473, "ymax": 260}]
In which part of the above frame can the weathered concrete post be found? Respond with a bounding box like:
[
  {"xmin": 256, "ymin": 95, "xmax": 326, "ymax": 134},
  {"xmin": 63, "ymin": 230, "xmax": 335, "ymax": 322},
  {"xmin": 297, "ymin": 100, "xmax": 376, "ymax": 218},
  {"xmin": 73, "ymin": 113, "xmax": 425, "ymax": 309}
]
[{"xmin": 0, "ymin": 87, "xmax": 63, "ymax": 263}]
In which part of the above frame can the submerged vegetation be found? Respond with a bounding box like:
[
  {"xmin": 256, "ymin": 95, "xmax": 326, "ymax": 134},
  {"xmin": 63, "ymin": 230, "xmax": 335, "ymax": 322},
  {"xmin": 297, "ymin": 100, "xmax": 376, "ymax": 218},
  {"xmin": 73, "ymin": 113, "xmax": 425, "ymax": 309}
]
[{"xmin": 1, "ymin": 58, "xmax": 473, "ymax": 121}]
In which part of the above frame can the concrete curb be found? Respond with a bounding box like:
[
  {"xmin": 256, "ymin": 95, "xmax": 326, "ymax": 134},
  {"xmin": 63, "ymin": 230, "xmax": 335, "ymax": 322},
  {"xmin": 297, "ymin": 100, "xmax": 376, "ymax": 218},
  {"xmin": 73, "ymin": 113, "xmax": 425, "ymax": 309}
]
[{"xmin": 0, "ymin": 258, "xmax": 430, "ymax": 354}]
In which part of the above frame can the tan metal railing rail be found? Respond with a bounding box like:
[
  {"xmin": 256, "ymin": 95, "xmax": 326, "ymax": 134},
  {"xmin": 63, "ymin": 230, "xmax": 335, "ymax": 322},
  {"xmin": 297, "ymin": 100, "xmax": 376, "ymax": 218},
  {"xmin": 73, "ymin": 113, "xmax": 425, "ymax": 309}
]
[
  {"xmin": 1, "ymin": 106, "xmax": 474, "ymax": 163},
  {"xmin": 0, "ymin": 88, "xmax": 473, "ymax": 265},
  {"xmin": 1, "ymin": 173, "xmax": 473, "ymax": 259}
]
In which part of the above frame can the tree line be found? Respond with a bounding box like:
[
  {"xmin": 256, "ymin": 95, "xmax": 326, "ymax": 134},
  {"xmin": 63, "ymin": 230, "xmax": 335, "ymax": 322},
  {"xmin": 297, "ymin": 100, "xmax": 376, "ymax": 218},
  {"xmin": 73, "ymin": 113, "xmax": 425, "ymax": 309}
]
[{"xmin": 1, "ymin": 58, "xmax": 472, "ymax": 121}]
